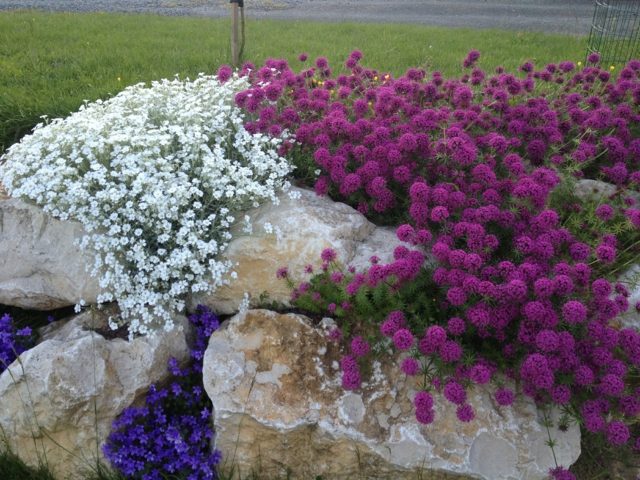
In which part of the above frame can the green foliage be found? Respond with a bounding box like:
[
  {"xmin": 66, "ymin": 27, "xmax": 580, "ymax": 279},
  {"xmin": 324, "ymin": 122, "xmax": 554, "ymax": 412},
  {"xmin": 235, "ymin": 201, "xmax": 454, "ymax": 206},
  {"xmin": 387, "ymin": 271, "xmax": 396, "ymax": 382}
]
[
  {"xmin": 0, "ymin": 448, "xmax": 126, "ymax": 480},
  {"xmin": 0, "ymin": 449, "xmax": 56, "ymax": 480},
  {"xmin": 289, "ymin": 259, "xmax": 449, "ymax": 342},
  {"xmin": 570, "ymin": 428, "xmax": 640, "ymax": 479},
  {"xmin": 549, "ymin": 173, "xmax": 640, "ymax": 280}
]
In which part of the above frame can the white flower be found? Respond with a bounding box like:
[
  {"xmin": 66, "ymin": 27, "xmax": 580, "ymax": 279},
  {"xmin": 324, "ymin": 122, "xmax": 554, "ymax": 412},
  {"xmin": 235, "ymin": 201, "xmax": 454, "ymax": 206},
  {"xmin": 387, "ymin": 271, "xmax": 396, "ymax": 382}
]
[
  {"xmin": 0, "ymin": 74, "xmax": 292, "ymax": 337},
  {"xmin": 238, "ymin": 292, "xmax": 250, "ymax": 315}
]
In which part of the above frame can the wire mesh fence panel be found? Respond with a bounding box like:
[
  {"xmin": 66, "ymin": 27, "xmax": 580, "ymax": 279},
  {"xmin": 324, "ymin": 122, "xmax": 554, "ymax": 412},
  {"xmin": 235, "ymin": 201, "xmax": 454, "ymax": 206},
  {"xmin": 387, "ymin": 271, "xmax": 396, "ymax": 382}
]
[{"xmin": 587, "ymin": 0, "xmax": 640, "ymax": 66}]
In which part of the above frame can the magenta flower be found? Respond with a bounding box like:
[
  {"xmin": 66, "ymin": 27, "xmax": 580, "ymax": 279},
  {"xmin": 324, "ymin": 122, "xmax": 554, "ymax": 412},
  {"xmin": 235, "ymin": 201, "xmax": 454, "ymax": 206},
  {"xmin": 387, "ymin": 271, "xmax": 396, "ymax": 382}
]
[
  {"xmin": 350, "ymin": 336, "xmax": 370, "ymax": 357},
  {"xmin": 216, "ymin": 65, "xmax": 233, "ymax": 83},
  {"xmin": 444, "ymin": 380, "xmax": 467, "ymax": 405},
  {"xmin": 393, "ymin": 329, "xmax": 414, "ymax": 351},
  {"xmin": 456, "ymin": 404, "xmax": 475, "ymax": 422},
  {"xmin": 606, "ymin": 421, "xmax": 630, "ymax": 445},
  {"xmin": 320, "ymin": 247, "xmax": 337, "ymax": 262},
  {"xmin": 401, "ymin": 357, "xmax": 420, "ymax": 376},
  {"xmin": 495, "ymin": 387, "xmax": 515, "ymax": 406}
]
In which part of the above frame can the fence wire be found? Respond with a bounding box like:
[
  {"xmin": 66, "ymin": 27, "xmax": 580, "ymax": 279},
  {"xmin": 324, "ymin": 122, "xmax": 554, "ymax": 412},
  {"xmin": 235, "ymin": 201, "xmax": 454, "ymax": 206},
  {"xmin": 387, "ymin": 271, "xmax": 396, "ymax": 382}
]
[{"xmin": 587, "ymin": 0, "xmax": 640, "ymax": 66}]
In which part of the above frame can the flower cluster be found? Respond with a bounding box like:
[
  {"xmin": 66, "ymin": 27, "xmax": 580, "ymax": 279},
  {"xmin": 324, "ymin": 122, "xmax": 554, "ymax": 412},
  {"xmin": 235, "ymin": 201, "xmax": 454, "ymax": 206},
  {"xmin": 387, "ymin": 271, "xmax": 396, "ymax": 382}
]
[
  {"xmin": 254, "ymin": 51, "xmax": 640, "ymax": 461},
  {"xmin": 103, "ymin": 305, "xmax": 221, "ymax": 480},
  {"xmin": 0, "ymin": 75, "xmax": 292, "ymax": 336},
  {"xmin": 0, "ymin": 313, "xmax": 33, "ymax": 373}
]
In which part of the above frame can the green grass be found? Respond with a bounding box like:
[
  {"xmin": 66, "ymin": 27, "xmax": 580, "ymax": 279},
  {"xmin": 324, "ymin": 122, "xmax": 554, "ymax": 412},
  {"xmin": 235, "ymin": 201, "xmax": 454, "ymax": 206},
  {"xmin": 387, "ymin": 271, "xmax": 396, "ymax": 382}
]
[
  {"xmin": 0, "ymin": 449, "xmax": 56, "ymax": 480},
  {"xmin": 0, "ymin": 9, "xmax": 587, "ymax": 153},
  {"xmin": 0, "ymin": 447, "xmax": 295, "ymax": 480}
]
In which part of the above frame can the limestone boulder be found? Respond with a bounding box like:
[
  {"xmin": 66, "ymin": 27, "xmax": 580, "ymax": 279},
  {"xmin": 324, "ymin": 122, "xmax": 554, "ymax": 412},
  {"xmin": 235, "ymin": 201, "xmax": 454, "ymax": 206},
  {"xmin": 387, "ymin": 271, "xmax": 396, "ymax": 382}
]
[
  {"xmin": 0, "ymin": 308, "xmax": 191, "ymax": 480},
  {"xmin": 203, "ymin": 310, "xmax": 581, "ymax": 480},
  {"xmin": 616, "ymin": 264, "xmax": 640, "ymax": 330},
  {"xmin": 0, "ymin": 198, "xmax": 99, "ymax": 309},
  {"xmin": 574, "ymin": 179, "xmax": 619, "ymax": 202},
  {"xmin": 192, "ymin": 188, "xmax": 406, "ymax": 314}
]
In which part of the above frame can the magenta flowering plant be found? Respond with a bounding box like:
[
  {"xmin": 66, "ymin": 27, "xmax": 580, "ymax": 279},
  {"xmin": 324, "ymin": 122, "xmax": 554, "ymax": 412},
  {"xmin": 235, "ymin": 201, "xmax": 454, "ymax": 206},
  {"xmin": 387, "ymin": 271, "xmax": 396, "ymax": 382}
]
[{"xmin": 238, "ymin": 50, "xmax": 640, "ymax": 475}]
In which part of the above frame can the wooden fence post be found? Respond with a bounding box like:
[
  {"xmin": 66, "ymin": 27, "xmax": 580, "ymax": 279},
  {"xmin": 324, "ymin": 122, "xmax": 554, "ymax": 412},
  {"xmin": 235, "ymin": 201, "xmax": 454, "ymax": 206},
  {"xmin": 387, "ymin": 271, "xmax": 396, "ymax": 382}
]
[{"xmin": 230, "ymin": 0, "xmax": 242, "ymax": 67}]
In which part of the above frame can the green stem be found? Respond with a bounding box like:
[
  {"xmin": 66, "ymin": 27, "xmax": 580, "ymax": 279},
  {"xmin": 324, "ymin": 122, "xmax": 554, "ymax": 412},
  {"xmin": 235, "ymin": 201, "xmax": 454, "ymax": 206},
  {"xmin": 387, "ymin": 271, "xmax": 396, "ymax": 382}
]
[{"xmin": 542, "ymin": 407, "xmax": 559, "ymax": 469}]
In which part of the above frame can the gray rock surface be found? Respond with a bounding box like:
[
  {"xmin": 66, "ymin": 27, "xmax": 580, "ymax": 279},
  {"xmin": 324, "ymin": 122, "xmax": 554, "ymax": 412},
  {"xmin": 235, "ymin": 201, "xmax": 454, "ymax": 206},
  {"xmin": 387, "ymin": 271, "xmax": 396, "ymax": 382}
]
[
  {"xmin": 573, "ymin": 179, "xmax": 619, "ymax": 202},
  {"xmin": 203, "ymin": 309, "xmax": 581, "ymax": 480},
  {"xmin": 0, "ymin": 308, "xmax": 191, "ymax": 480},
  {"xmin": 0, "ymin": 198, "xmax": 100, "ymax": 309},
  {"xmin": 616, "ymin": 264, "xmax": 640, "ymax": 330}
]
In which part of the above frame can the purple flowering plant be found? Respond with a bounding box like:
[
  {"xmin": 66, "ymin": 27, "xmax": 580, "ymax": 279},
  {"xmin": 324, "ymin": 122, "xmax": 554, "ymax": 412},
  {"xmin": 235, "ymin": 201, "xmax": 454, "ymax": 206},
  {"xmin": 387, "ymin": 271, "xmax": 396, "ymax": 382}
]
[
  {"xmin": 103, "ymin": 305, "xmax": 222, "ymax": 480},
  {"xmin": 235, "ymin": 50, "xmax": 640, "ymax": 476},
  {"xmin": 0, "ymin": 313, "xmax": 34, "ymax": 374}
]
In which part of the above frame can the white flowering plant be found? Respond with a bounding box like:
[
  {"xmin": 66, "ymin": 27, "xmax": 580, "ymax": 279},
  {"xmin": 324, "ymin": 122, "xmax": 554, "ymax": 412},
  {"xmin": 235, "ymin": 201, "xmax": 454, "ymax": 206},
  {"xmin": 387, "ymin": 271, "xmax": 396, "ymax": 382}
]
[{"xmin": 0, "ymin": 74, "xmax": 292, "ymax": 336}]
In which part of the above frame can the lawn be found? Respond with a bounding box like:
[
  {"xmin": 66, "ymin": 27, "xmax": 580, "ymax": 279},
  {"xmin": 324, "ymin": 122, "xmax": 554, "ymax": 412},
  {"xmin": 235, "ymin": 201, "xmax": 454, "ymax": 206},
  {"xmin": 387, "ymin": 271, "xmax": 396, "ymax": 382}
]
[{"xmin": 0, "ymin": 9, "xmax": 587, "ymax": 153}]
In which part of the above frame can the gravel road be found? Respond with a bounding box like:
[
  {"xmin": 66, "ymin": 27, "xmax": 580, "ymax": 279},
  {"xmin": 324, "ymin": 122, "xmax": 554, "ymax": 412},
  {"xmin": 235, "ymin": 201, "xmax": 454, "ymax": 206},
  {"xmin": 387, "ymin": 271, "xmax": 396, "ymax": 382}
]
[{"xmin": 0, "ymin": 0, "xmax": 594, "ymax": 35}]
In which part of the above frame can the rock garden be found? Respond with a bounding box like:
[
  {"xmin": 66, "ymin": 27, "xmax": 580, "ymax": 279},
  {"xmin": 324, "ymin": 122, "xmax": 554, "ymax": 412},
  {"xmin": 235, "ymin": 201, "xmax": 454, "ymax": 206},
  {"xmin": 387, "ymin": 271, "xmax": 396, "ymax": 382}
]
[{"xmin": 0, "ymin": 48, "xmax": 639, "ymax": 480}]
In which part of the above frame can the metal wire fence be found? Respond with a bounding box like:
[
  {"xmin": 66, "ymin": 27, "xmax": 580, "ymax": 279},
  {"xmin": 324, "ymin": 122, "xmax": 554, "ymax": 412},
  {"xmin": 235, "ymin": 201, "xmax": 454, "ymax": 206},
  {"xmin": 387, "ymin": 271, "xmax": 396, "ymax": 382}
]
[{"xmin": 587, "ymin": 0, "xmax": 640, "ymax": 66}]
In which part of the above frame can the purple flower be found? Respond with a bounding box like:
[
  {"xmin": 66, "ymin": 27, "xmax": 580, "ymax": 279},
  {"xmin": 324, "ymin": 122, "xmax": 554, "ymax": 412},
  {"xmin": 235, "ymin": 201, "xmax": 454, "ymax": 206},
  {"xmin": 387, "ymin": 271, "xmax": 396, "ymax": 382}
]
[
  {"xmin": 587, "ymin": 52, "xmax": 600, "ymax": 64},
  {"xmin": 350, "ymin": 336, "xmax": 370, "ymax": 357},
  {"xmin": 456, "ymin": 404, "xmax": 475, "ymax": 422},
  {"xmin": 315, "ymin": 56, "xmax": 329, "ymax": 69},
  {"xmin": 447, "ymin": 317, "xmax": 466, "ymax": 336},
  {"xmin": 520, "ymin": 353, "xmax": 554, "ymax": 390},
  {"xmin": 599, "ymin": 374, "xmax": 625, "ymax": 397},
  {"xmin": 444, "ymin": 380, "xmax": 467, "ymax": 405},
  {"xmin": 469, "ymin": 364, "xmax": 491, "ymax": 384},
  {"xmin": 439, "ymin": 340, "xmax": 463, "ymax": 363},
  {"xmin": 328, "ymin": 327, "xmax": 342, "ymax": 342},
  {"xmin": 401, "ymin": 357, "xmax": 420, "ymax": 376},
  {"xmin": 551, "ymin": 385, "xmax": 571, "ymax": 404},
  {"xmin": 446, "ymin": 287, "xmax": 467, "ymax": 306},
  {"xmin": 415, "ymin": 407, "xmax": 435, "ymax": 424},
  {"xmin": 562, "ymin": 300, "xmax": 587, "ymax": 324},
  {"xmin": 592, "ymin": 278, "xmax": 612, "ymax": 297},
  {"xmin": 380, "ymin": 311, "xmax": 405, "ymax": 337},
  {"xmin": 393, "ymin": 329, "xmax": 414, "ymax": 351},
  {"xmin": 414, "ymin": 391, "xmax": 434, "ymax": 411},
  {"xmin": 320, "ymin": 248, "xmax": 337, "ymax": 262},
  {"xmin": 535, "ymin": 330, "xmax": 560, "ymax": 352},
  {"xmin": 216, "ymin": 65, "xmax": 233, "ymax": 83},
  {"xmin": 103, "ymin": 305, "xmax": 222, "ymax": 480},
  {"xmin": 430, "ymin": 206, "xmax": 450, "ymax": 222},
  {"xmin": 595, "ymin": 204, "xmax": 615, "ymax": 221},
  {"xmin": 342, "ymin": 368, "xmax": 362, "ymax": 390},
  {"xmin": 549, "ymin": 466, "xmax": 576, "ymax": 480},
  {"xmin": 606, "ymin": 421, "xmax": 630, "ymax": 445},
  {"xmin": 276, "ymin": 267, "xmax": 288, "ymax": 279},
  {"xmin": 495, "ymin": 387, "xmax": 515, "ymax": 406},
  {"xmin": 595, "ymin": 244, "xmax": 616, "ymax": 263}
]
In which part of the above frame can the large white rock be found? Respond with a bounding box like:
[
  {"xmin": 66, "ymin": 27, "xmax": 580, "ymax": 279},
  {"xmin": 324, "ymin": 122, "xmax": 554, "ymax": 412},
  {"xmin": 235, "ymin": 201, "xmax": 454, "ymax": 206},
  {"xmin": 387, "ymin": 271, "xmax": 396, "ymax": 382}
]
[
  {"xmin": 0, "ymin": 198, "xmax": 100, "ymax": 309},
  {"xmin": 0, "ymin": 308, "xmax": 191, "ymax": 480},
  {"xmin": 203, "ymin": 310, "xmax": 581, "ymax": 480},
  {"xmin": 192, "ymin": 187, "xmax": 405, "ymax": 314},
  {"xmin": 573, "ymin": 179, "xmax": 619, "ymax": 202},
  {"xmin": 616, "ymin": 264, "xmax": 640, "ymax": 330},
  {"xmin": 574, "ymin": 179, "xmax": 640, "ymax": 203}
]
